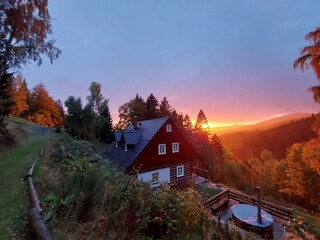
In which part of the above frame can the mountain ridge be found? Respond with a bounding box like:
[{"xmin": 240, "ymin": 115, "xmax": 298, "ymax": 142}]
[{"xmin": 212, "ymin": 112, "xmax": 313, "ymax": 136}]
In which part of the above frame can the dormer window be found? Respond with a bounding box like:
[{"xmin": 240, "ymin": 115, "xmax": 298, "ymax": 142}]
[{"xmin": 166, "ymin": 124, "xmax": 172, "ymax": 132}]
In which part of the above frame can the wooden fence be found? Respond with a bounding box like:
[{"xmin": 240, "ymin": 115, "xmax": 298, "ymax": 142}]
[
  {"xmin": 192, "ymin": 166, "xmax": 209, "ymax": 179},
  {"xmin": 204, "ymin": 188, "xmax": 293, "ymax": 221}
]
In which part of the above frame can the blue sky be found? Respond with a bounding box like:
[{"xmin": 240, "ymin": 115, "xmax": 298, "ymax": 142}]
[{"xmin": 23, "ymin": 0, "xmax": 320, "ymax": 124}]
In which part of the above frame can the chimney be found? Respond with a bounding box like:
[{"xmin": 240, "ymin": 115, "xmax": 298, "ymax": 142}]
[
  {"xmin": 256, "ymin": 186, "xmax": 262, "ymax": 224},
  {"xmin": 133, "ymin": 116, "xmax": 138, "ymax": 130}
]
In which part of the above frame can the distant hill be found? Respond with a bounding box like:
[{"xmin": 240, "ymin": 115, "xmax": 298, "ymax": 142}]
[
  {"xmin": 212, "ymin": 113, "xmax": 313, "ymax": 135},
  {"xmin": 219, "ymin": 115, "xmax": 317, "ymax": 160}
]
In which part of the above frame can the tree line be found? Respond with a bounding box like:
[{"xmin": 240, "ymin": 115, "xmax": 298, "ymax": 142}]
[
  {"xmin": 0, "ymin": 74, "xmax": 64, "ymax": 130},
  {"xmin": 64, "ymin": 82, "xmax": 113, "ymax": 142},
  {"xmin": 220, "ymin": 116, "xmax": 317, "ymax": 160},
  {"xmin": 115, "ymin": 93, "xmax": 194, "ymax": 131}
]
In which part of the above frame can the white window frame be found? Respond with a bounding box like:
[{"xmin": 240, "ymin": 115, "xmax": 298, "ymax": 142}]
[
  {"xmin": 172, "ymin": 142, "xmax": 179, "ymax": 153},
  {"xmin": 151, "ymin": 172, "xmax": 159, "ymax": 184},
  {"xmin": 166, "ymin": 124, "xmax": 172, "ymax": 132},
  {"xmin": 176, "ymin": 165, "xmax": 184, "ymax": 177},
  {"xmin": 158, "ymin": 144, "xmax": 166, "ymax": 155}
]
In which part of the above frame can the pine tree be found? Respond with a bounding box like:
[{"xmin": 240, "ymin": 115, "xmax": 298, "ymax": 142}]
[
  {"xmin": 183, "ymin": 114, "xmax": 193, "ymax": 132},
  {"xmin": 159, "ymin": 97, "xmax": 172, "ymax": 117},
  {"xmin": 211, "ymin": 134, "xmax": 225, "ymax": 182},
  {"xmin": 146, "ymin": 93, "xmax": 160, "ymax": 119},
  {"xmin": 99, "ymin": 99, "xmax": 113, "ymax": 143},
  {"xmin": 176, "ymin": 112, "xmax": 184, "ymax": 128},
  {"xmin": 195, "ymin": 109, "xmax": 210, "ymax": 134}
]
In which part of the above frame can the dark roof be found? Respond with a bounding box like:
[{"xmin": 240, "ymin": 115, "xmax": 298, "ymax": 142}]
[
  {"xmin": 114, "ymin": 132, "xmax": 122, "ymax": 142},
  {"xmin": 123, "ymin": 132, "xmax": 141, "ymax": 145},
  {"xmin": 105, "ymin": 117, "xmax": 169, "ymax": 169}
]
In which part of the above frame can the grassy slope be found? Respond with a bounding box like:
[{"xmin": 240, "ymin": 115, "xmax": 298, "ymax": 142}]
[{"xmin": 0, "ymin": 117, "xmax": 53, "ymax": 239}]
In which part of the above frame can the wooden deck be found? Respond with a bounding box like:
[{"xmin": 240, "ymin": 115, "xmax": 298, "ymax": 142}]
[{"xmin": 204, "ymin": 188, "xmax": 293, "ymax": 221}]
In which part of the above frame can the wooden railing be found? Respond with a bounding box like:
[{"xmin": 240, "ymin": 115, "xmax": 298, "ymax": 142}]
[
  {"xmin": 192, "ymin": 166, "xmax": 209, "ymax": 179},
  {"xmin": 204, "ymin": 189, "xmax": 229, "ymax": 209},
  {"xmin": 204, "ymin": 188, "xmax": 293, "ymax": 221}
]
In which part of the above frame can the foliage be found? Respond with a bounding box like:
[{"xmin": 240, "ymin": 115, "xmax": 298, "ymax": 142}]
[
  {"xmin": 183, "ymin": 114, "xmax": 193, "ymax": 132},
  {"xmin": 0, "ymin": 73, "xmax": 14, "ymax": 139},
  {"xmin": 220, "ymin": 115, "xmax": 317, "ymax": 160},
  {"xmin": 116, "ymin": 93, "xmax": 190, "ymax": 131},
  {"xmin": 8, "ymin": 74, "xmax": 29, "ymax": 117},
  {"xmin": 99, "ymin": 99, "xmax": 113, "ymax": 142},
  {"xmin": 302, "ymin": 138, "xmax": 320, "ymax": 175},
  {"xmin": 146, "ymin": 93, "xmax": 160, "ymax": 119},
  {"xmin": 116, "ymin": 94, "xmax": 147, "ymax": 129},
  {"xmin": 195, "ymin": 109, "xmax": 210, "ymax": 135},
  {"xmin": 0, "ymin": 0, "xmax": 61, "ymax": 80},
  {"xmin": 39, "ymin": 133, "xmax": 220, "ymax": 239},
  {"xmin": 286, "ymin": 211, "xmax": 319, "ymax": 239},
  {"xmin": 211, "ymin": 134, "xmax": 225, "ymax": 182},
  {"xmin": 159, "ymin": 96, "xmax": 173, "ymax": 117},
  {"xmin": 26, "ymin": 83, "xmax": 63, "ymax": 127},
  {"xmin": 54, "ymin": 99, "xmax": 65, "ymax": 128},
  {"xmin": 294, "ymin": 27, "xmax": 320, "ymax": 103},
  {"xmin": 86, "ymin": 81, "xmax": 104, "ymax": 114},
  {"xmin": 0, "ymin": 73, "xmax": 14, "ymax": 116},
  {"xmin": 196, "ymin": 184, "xmax": 222, "ymax": 201},
  {"xmin": 64, "ymin": 82, "xmax": 113, "ymax": 142},
  {"xmin": 280, "ymin": 141, "xmax": 320, "ymax": 210}
]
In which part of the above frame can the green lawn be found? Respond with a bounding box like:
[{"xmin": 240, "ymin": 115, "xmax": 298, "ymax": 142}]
[{"xmin": 0, "ymin": 120, "xmax": 52, "ymax": 239}]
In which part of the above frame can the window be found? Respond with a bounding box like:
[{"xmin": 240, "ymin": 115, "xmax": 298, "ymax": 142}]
[
  {"xmin": 172, "ymin": 142, "xmax": 179, "ymax": 153},
  {"xmin": 166, "ymin": 124, "xmax": 172, "ymax": 132},
  {"xmin": 176, "ymin": 165, "xmax": 184, "ymax": 177},
  {"xmin": 151, "ymin": 172, "xmax": 159, "ymax": 184},
  {"xmin": 158, "ymin": 144, "xmax": 166, "ymax": 155}
]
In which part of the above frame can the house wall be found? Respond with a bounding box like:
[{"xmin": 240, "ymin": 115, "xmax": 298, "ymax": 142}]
[
  {"xmin": 170, "ymin": 161, "xmax": 191, "ymax": 182},
  {"xmin": 130, "ymin": 118, "xmax": 196, "ymax": 182},
  {"xmin": 138, "ymin": 167, "xmax": 170, "ymax": 188}
]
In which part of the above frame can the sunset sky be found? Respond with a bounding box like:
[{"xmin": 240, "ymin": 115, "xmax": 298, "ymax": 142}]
[{"xmin": 23, "ymin": 0, "xmax": 320, "ymax": 126}]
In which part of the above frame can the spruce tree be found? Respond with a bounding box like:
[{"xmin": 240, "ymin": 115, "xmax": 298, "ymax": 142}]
[
  {"xmin": 159, "ymin": 97, "xmax": 172, "ymax": 117},
  {"xmin": 183, "ymin": 114, "xmax": 193, "ymax": 132},
  {"xmin": 100, "ymin": 99, "xmax": 113, "ymax": 143},
  {"xmin": 146, "ymin": 93, "xmax": 160, "ymax": 119},
  {"xmin": 195, "ymin": 109, "xmax": 210, "ymax": 134}
]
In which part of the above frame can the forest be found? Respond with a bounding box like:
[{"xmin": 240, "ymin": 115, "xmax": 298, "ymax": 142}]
[
  {"xmin": 0, "ymin": 0, "xmax": 320, "ymax": 239},
  {"xmin": 220, "ymin": 115, "xmax": 318, "ymax": 160}
]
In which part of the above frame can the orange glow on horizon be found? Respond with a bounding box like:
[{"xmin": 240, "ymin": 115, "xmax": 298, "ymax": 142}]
[{"xmin": 191, "ymin": 120, "xmax": 258, "ymax": 128}]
